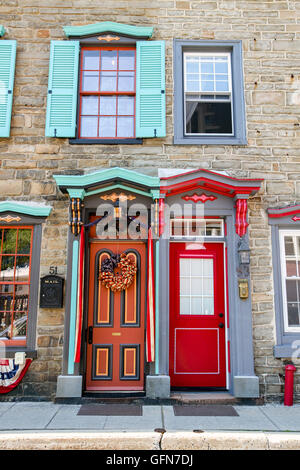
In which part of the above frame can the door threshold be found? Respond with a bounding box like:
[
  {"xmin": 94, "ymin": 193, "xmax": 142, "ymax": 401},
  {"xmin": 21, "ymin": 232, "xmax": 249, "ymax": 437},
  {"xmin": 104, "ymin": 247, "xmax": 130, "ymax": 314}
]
[{"xmin": 83, "ymin": 391, "xmax": 146, "ymax": 399}]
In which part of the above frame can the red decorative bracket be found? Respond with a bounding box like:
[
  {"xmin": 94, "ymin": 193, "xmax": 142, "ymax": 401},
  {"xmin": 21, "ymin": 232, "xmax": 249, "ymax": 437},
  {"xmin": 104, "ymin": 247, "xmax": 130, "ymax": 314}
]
[
  {"xmin": 181, "ymin": 193, "xmax": 217, "ymax": 204},
  {"xmin": 292, "ymin": 216, "xmax": 300, "ymax": 222},
  {"xmin": 235, "ymin": 199, "xmax": 249, "ymax": 237}
]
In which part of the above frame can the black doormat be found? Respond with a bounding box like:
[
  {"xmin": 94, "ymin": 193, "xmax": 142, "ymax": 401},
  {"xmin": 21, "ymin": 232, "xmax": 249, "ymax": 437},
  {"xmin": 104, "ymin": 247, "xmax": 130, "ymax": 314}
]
[
  {"xmin": 77, "ymin": 404, "xmax": 142, "ymax": 416},
  {"xmin": 173, "ymin": 405, "xmax": 239, "ymax": 417}
]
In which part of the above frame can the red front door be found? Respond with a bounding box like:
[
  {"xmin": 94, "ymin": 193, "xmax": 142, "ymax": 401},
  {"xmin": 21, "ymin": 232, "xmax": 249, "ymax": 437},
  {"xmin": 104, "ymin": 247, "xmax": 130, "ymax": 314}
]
[
  {"xmin": 169, "ymin": 242, "xmax": 227, "ymax": 388},
  {"xmin": 86, "ymin": 241, "xmax": 146, "ymax": 391}
]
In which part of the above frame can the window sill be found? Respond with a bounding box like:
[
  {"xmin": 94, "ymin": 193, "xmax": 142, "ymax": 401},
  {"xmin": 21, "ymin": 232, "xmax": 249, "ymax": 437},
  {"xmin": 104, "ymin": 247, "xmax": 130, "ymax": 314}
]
[
  {"xmin": 173, "ymin": 136, "xmax": 248, "ymax": 145},
  {"xmin": 1, "ymin": 348, "xmax": 37, "ymax": 359},
  {"xmin": 69, "ymin": 138, "xmax": 143, "ymax": 145},
  {"xmin": 274, "ymin": 342, "xmax": 300, "ymax": 358}
]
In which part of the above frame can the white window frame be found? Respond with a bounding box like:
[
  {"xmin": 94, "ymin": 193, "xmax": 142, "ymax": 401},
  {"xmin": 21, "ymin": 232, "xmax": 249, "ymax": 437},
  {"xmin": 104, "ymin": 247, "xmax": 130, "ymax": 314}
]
[
  {"xmin": 170, "ymin": 218, "xmax": 224, "ymax": 239},
  {"xmin": 183, "ymin": 52, "xmax": 234, "ymax": 137},
  {"xmin": 279, "ymin": 229, "xmax": 300, "ymax": 333}
]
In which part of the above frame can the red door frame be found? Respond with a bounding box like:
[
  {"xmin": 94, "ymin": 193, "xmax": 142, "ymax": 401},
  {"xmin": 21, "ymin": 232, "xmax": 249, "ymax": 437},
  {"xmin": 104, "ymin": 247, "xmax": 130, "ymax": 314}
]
[{"xmin": 169, "ymin": 242, "xmax": 228, "ymax": 388}]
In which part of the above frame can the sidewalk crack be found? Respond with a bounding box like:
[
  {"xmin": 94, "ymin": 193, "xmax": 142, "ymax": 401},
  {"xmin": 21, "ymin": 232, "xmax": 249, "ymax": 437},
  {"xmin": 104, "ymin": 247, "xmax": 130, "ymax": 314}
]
[{"xmin": 258, "ymin": 406, "xmax": 280, "ymax": 431}]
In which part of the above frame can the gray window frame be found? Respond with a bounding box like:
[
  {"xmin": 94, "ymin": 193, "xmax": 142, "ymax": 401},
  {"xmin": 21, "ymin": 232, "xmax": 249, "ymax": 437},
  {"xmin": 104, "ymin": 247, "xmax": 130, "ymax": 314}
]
[
  {"xmin": 0, "ymin": 214, "xmax": 44, "ymax": 358},
  {"xmin": 173, "ymin": 39, "xmax": 247, "ymax": 145},
  {"xmin": 269, "ymin": 216, "xmax": 300, "ymax": 358}
]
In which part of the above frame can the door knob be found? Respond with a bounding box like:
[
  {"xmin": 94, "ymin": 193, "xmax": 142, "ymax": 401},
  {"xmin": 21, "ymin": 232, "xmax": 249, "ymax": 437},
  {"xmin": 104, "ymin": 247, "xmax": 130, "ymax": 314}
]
[
  {"xmin": 88, "ymin": 326, "xmax": 93, "ymax": 344},
  {"xmin": 219, "ymin": 322, "xmax": 224, "ymax": 328},
  {"xmin": 219, "ymin": 313, "xmax": 224, "ymax": 318}
]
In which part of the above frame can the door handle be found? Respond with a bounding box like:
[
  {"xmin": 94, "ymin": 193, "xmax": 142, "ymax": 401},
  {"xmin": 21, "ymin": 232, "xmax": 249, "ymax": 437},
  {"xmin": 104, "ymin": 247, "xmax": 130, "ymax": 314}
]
[
  {"xmin": 88, "ymin": 326, "xmax": 93, "ymax": 344},
  {"xmin": 218, "ymin": 322, "xmax": 224, "ymax": 328}
]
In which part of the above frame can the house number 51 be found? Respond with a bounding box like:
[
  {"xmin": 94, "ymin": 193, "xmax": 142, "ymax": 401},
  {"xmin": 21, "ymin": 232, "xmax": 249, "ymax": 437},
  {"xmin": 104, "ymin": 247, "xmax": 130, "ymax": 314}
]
[{"xmin": 49, "ymin": 266, "xmax": 58, "ymax": 275}]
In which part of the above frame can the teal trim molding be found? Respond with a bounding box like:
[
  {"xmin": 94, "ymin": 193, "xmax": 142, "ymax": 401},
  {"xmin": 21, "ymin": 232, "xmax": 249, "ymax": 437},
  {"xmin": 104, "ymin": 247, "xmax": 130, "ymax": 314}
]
[
  {"xmin": 67, "ymin": 188, "xmax": 86, "ymax": 200},
  {"xmin": 54, "ymin": 167, "xmax": 160, "ymax": 195},
  {"xmin": 0, "ymin": 201, "xmax": 52, "ymax": 217},
  {"xmin": 63, "ymin": 21, "xmax": 153, "ymax": 39},
  {"xmin": 68, "ymin": 239, "xmax": 79, "ymax": 375},
  {"xmin": 0, "ymin": 25, "xmax": 5, "ymax": 37}
]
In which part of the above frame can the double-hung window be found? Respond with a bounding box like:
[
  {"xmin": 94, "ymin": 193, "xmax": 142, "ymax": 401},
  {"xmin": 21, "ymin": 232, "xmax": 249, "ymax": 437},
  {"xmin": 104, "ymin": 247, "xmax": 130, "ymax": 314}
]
[
  {"xmin": 279, "ymin": 231, "xmax": 300, "ymax": 332},
  {"xmin": 79, "ymin": 47, "xmax": 136, "ymax": 139},
  {"xmin": 184, "ymin": 52, "xmax": 233, "ymax": 136},
  {"xmin": 174, "ymin": 40, "xmax": 247, "ymax": 145},
  {"xmin": 45, "ymin": 23, "xmax": 166, "ymax": 142}
]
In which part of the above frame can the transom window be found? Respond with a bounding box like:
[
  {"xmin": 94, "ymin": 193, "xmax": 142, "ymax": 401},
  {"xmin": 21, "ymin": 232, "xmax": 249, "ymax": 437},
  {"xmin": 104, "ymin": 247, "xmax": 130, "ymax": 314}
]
[
  {"xmin": 280, "ymin": 231, "xmax": 300, "ymax": 332},
  {"xmin": 180, "ymin": 257, "xmax": 214, "ymax": 315},
  {"xmin": 0, "ymin": 227, "xmax": 33, "ymax": 345},
  {"xmin": 79, "ymin": 47, "xmax": 136, "ymax": 139},
  {"xmin": 184, "ymin": 52, "xmax": 233, "ymax": 136},
  {"xmin": 171, "ymin": 218, "xmax": 224, "ymax": 238}
]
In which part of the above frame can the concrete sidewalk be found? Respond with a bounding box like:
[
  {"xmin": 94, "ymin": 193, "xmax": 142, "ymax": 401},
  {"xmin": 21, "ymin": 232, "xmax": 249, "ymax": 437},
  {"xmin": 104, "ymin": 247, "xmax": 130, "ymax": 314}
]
[{"xmin": 0, "ymin": 402, "xmax": 300, "ymax": 449}]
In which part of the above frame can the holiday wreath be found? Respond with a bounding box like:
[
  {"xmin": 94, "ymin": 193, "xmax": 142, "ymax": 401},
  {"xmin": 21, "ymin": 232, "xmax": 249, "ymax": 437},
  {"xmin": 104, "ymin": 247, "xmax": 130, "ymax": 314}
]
[{"xmin": 100, "ymin": 253, "xmax": 137, "ymax": 292}]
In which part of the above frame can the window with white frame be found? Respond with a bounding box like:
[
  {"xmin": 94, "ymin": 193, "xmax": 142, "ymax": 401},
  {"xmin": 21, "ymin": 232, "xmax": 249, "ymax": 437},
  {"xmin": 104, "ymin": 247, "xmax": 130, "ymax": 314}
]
[
  {"xmin": 279, "ymin": 231, "xmax": 300, "ymax": 332},
  {"xmin": 173, "ymin": 40, "xmax": 247, "ymax": 145},
  {"xmin": 184, "ymin": 53, "xmax": 233, "ymax": 136}
]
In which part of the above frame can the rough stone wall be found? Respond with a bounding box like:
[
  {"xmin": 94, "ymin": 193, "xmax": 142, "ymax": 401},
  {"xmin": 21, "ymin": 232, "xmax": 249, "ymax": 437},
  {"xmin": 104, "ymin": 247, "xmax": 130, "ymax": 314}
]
[{"xmin": 0, "ymin": 0, "xmax": 300, "ymax": 400}]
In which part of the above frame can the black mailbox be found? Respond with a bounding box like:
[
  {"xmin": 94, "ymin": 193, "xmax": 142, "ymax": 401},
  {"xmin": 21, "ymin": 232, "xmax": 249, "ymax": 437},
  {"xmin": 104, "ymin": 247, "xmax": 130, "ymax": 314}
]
[{"xmin": 40, "ymin": 275, "xmax": 64, "ymax": 308}]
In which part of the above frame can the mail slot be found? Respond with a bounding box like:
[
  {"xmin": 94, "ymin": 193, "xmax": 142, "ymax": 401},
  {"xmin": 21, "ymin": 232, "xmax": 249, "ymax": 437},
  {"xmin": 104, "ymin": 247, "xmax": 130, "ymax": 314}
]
[{"xmin": 40, "ymin": 275, "xmax": 64, "ymax": 308}]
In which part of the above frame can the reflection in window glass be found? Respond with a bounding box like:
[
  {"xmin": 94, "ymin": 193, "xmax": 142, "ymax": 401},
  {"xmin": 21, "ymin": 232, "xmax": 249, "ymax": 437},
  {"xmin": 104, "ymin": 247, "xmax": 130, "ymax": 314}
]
[
  {"xmin": 0, "ymin": 227, "xmax": 32, "ymax": 343},
  {"xmin": 79, "ymin": 47, "xmax": 136, "ymax": 139},
  {"xmin": 179, "ymin": 258, "xmax": 214, "ymax": 315}
]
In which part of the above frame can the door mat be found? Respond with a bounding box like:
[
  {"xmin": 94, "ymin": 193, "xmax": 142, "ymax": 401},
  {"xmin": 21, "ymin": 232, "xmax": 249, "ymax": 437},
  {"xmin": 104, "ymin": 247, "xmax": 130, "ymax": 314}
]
[
  {"xmin": 77, "ymin": 404, "xmax": 142, "ymax": 416},
  {"xmin": 173, "ymin": 405, "xmax": 239, "ymax": 417}
]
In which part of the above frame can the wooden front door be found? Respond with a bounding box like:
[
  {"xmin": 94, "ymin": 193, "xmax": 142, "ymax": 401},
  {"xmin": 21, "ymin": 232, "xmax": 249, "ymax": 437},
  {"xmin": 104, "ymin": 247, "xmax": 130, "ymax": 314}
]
[
  {"xmin": 86, "ymin": 242, "xmax": 146, "ymax": 391},
  {"xmin": 169, "ymin": 242, "xmax": 227, "ymax": 388}
]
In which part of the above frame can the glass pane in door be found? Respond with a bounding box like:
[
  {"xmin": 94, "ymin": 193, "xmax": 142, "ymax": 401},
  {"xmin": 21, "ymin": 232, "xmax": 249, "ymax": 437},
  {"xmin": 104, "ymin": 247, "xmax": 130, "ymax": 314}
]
[{"xmin": 179, "ymin": 257, "xmax": 214, "ymax": 315}]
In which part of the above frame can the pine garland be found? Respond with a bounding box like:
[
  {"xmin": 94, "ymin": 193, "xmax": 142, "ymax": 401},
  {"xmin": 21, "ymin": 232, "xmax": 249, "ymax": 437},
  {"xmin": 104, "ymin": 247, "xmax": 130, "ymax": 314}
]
[{"xmin": 99, "ymin": 253, "xmax": 137, "ymax": 292}]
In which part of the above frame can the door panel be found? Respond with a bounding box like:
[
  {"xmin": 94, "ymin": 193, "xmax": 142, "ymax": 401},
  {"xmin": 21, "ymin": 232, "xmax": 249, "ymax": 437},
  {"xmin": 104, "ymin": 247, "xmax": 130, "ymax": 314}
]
[
  {"xmin": 169, "ymin": 242, "xmax": 227, "ymax": 388},
  {"xmin": 86, "ymin": 242, "xmax": 146, "ymax": 391}
]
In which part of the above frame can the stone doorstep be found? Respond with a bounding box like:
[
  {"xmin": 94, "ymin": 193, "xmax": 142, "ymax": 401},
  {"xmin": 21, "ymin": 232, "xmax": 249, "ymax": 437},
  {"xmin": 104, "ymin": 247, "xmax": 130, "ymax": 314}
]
[
  {"xmin": 0, "ymin": 431, "xmax": 299, "ymax": 450},
  {"xmin": 54, "ymin": 391, "xmax": 264, "ymax": 406}
]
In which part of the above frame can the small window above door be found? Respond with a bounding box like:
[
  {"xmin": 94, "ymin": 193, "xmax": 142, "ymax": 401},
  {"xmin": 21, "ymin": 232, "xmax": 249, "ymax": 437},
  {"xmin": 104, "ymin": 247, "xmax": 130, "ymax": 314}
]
[{"xmin": 170, "ymin": 218, "xmax": 224, "ymax": 239}]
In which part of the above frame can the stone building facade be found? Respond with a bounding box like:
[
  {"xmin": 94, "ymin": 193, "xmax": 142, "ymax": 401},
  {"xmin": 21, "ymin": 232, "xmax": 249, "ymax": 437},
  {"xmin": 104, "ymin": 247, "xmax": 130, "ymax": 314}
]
[{"xmin": 0, "ymin": 0, "xmax": 300, "ymax": 402}]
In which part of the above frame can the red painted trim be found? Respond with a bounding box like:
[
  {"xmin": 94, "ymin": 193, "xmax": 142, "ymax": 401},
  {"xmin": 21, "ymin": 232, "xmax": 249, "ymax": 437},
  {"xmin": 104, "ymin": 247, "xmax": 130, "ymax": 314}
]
[
  {"xmin": 268, "ymin": 209, "xmax": 300, "ymax": 219},
  {"xmin": 292, "ymin": 216, "xmax": 300, "ymax": 222},
  {"xmin": 235, "ymin": 199, "xmax": 249, "ymax": 237},
  {"xmin": 181, "ymin": 193, "xmax": 217, "ymax": 204},
  {"xmin": 160, "ymin": 168, "xmax": 264, "ymax": 183},
  {"xmin": 227, "ymin": 340, "xmax": 231, "ymax": 374}
]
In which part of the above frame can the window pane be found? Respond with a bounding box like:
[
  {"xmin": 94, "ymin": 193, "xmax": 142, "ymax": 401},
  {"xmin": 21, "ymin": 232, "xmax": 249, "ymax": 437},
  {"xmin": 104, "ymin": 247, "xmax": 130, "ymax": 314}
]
[
  {"xmin": 286, "ymin": 280, "xmax": 297, "ymax": 302},
  {"xmin": 284, "ymin": 237, "xmax": 295, "ymax": 256},
  {"xmin": 99, "ymin": 116, "xmax": 116, "ymax": 138},
  {"xmin": 191, "ymin": 277, "xmax": 202, "ymax": 295},
  {"xmin": 118, "ymin": 96, "xmax": 134, "ymax": 115},
  {"xmin": 215, "ymin": 61, "xmax": 228, "ymax": 74},
  {"xmin": 180, "ymin": 277, "xmax": 189, "ymax": 295},
  {"xmin": 202, "ymin": 81, "xmax": 214, "ymax": 92},
  {"xmin": 216, "ymin": 81, "xmax": 229, "ymax": 92},
  {"xmin": 118, "ymin": 71, "xmax": 135, "ymax": 92},
  {"xmin": 186, "ymin": 59, "xmax": 199, "ymax": 73},
  {"xmin": 0, "ymin": 256, "xmax": 14, "ymax": 281},
  {"xmin": 2, "ymin": 229, "xmax": 17, "ymax": 254},
  {"xmin": 119, "ymin": 50, "xmax": 135, "ymax": 70},
  {"xmin": 15, "ymin": 285, "xmax": 29, "ymax": 312},
  {"xmin": 100, "ymin": 72, "xmax": 117, "ymax": 92},
  {"xmin": 203, "ymin": 297, "xmax": 214, "ymax": 315},
  {"xmin": 11, "ymin": 312, "xmax": 27, "ymax": 338},
  {"xmin": 180, "ymin": 297, "xmax": 190, "ymax": 315},
  {"xmin": 101, "ymin": 50, "xmax": 117, "ymax": 70},
  {"xmin": 117, "ymin": 117, "xmax": 134, "ymax": 137},
  {"xmin": 288, "ymin": 303, "xmax": 300, "ymax": 326},
  {"xmin": 82, "ymin": 71, "xmax": 99, "ymax": 92},
  {"xmin": 80, "ymin": 116, "xmax": 98, "ymax": 137},
  {"xmin": 191, "ymin": 258, "xmax": 203, "ymax": 275},
  {"xmin": 201, "ymin": 61, "xmax": 214, "ymax": 74},
  {"xmin": 15, "ymin": 256, "xmax": 30, "ymax": 282},
  {"xmin": 82, "ymin": 50, "xmax": 100, "ymax": 70},
  {"xmin": 191, "ymin": 297, "xmax": 202, "ymax": 315},
  {"xmin": 180, "ymin": 258, "xmax": 190, "ymax": 276},
  {"xmin": 17, "ymin": 229, "xmax": 32, "ymax": 255},
  {"xmin": 81, "ymin": 96, "xmax": 99, "ymax": 115},
  {"xmin": 286, "ymin": 260, "xmax": 297, "ymax": 277},
  {"xmin": 185, "ymin": 101, "xmax": 232, "ymax": 134},
  {"xmin": 100, "ymin": 96, "xmax": 116, "ymax": 115}
]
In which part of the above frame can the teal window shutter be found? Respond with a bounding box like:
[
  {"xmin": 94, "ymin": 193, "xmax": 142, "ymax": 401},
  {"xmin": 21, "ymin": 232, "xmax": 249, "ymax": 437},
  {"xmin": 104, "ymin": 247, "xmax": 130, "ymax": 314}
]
[
  {"xmin": 0, "ymin": 40, "xmax": 17, "ymax": 138},
  {"xmin": 136, "ymin": 41, "xmax": 166, "ymax": 138},
  {"xmin": 45, "ymin": 41, "xmax": 79, "ymax": 138}
]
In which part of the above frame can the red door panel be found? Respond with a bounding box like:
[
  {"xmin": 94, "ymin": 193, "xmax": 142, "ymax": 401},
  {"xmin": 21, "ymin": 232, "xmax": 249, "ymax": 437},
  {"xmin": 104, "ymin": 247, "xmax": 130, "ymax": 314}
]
[
  {"xmin": 169, "ymin": 242, "xmax": 227, "ymax": 388},
  {"xmin": 86, "ymin": 242, "xmax": 146, "ymax": 391}
]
